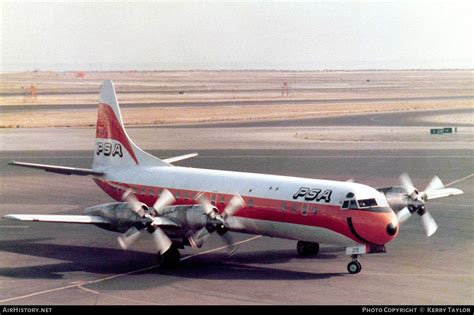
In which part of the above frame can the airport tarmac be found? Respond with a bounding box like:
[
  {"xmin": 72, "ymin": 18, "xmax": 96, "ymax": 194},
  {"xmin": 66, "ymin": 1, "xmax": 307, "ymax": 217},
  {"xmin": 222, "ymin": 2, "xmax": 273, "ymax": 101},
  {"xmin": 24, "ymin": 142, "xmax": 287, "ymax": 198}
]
[{"xmin": 0, "ymin": 110, "xmax": 472, "ymax": 305}]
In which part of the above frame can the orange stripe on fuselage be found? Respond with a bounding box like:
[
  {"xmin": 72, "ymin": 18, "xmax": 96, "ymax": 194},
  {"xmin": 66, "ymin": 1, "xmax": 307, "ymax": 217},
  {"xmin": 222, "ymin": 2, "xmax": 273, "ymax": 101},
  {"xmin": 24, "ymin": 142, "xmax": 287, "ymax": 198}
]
[{"xmin": 93, "ymin": 178, "xmax": 397, "ymax": 246}]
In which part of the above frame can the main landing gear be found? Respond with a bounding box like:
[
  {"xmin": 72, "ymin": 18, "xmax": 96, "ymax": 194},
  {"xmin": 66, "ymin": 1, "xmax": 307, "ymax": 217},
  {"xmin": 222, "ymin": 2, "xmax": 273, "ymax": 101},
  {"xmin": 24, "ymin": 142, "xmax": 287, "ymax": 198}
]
[
  {"xmin": 157, "ymin": 245, "xmax": 181, "ymax": 267},
  {"xmin": 296, "ymin": 241, "xmax": 320, "ymax": 256},
  {"xmin": 347, "ymin": 255, "xmax": 362, "ymax": 274}
]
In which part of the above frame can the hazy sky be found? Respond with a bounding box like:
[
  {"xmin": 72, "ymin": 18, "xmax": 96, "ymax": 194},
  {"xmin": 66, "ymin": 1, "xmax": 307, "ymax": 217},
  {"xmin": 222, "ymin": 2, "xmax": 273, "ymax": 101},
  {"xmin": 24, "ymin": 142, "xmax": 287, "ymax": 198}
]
[{"xmin": 1, "ymin": 1, "xmax": 473, "ymax": 71}]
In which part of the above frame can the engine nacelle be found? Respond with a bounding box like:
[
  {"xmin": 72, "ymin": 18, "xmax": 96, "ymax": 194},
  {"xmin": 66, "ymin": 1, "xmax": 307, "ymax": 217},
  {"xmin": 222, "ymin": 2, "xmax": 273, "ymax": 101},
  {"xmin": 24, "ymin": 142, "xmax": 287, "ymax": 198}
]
[
  {"xmin": 84, "ymin": 202, "xmax": 146, "ymax": 233},
  {"xmin": 158, "ymin": 204, "xmax": 208, "ymax": 232},
  {"xmin": 83, "ymin": 202, "xmax": 209, "ymax": 247},
  {"xmin": 146, "ymin": 204, "xmax": 209, "ymax": 246},
  {"xmin": 377, "ymin": 186, "xmax": 408, "ymax": 212}
]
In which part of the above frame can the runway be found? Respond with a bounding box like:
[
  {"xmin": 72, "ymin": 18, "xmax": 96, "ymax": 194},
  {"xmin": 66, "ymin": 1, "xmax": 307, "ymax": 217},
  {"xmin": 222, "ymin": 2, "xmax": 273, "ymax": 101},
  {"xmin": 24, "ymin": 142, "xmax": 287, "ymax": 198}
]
[
  {"xmin": 157, "ymin": 108, "xmax": 474, "ymax": 128},
  {"xmin": 0, "ymin": 111, "xmax": 473, "ymax": 305},
  {"xmin": 2, "ymin": 96, "xmax": 473, "ymax": 113}
]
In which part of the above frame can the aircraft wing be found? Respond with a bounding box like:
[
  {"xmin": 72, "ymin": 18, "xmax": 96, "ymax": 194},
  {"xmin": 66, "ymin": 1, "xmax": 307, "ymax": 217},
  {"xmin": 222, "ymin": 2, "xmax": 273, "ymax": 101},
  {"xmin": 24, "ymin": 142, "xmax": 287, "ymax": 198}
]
[
  {"xmin": 427, "ymin": 188, "xmax": 463, "ymax": 200},
  {"xmin": 4, "ymin": 213, "xmax": 180, "ymax": 227},
  {"xmin": 8, "ymin": 161, "xmax": 104, "ymax": 176},
  {"xmin": 163, "ymin": 153, "xmax": 198, "ymax": 164},
  {"xmin": 4, "ymin": 214, "xmax": 108, "ymax": 224}
]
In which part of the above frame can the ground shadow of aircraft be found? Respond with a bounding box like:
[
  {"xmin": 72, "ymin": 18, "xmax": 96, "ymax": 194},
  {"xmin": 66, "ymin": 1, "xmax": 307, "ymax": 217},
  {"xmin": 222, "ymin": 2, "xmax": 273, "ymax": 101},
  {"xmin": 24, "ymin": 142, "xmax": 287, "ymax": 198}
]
[{"xmin": 0, "ymin": 238, "xmax": 343, "ymax": 286}]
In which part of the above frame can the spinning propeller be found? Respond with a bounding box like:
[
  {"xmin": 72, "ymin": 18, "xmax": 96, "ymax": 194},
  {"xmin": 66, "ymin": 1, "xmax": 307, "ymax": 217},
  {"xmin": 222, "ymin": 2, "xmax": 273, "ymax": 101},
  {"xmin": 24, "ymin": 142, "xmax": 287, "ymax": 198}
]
[
  {"xmin": 396, "ymin": 173, "xmax": 463, "ymax": 237},
  {"xmin": 117, "ymin": 188, "xmax": 175, "ymax": 254},
  {"xmin": 188, "ymin": 193, "xmax": 245, "ymax": 255}
]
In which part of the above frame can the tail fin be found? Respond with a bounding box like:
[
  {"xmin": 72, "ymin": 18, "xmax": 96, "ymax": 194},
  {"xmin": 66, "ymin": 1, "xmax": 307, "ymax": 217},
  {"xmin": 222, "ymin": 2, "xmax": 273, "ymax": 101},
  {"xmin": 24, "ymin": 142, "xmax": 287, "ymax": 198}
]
[{"xmin": 93, "ymin": 80, "xmax": 170, "ymax": 169}]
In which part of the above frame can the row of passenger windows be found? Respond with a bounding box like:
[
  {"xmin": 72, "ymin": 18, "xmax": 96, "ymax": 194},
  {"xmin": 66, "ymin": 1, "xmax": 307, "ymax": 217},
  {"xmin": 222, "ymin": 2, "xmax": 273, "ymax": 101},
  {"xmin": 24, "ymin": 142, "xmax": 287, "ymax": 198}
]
[
  {"xmin": 280, "ymin": 202, "xmax": 318, "ymax": 216},
  {"xmin": 110, "ymin": 183, "xmax": 318, "ymax": 216},
  {"xmin": 111, "ymin": 183, "xmax": 241, "ymax": 205}
]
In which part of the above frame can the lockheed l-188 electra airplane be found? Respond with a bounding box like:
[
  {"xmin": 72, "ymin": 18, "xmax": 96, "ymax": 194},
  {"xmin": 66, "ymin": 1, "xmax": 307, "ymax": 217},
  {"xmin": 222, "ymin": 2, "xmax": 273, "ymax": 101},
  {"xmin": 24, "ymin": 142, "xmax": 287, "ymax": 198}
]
[{"xmin": 5, "ymin": 81, "xmax": 464, "ymax": 274}]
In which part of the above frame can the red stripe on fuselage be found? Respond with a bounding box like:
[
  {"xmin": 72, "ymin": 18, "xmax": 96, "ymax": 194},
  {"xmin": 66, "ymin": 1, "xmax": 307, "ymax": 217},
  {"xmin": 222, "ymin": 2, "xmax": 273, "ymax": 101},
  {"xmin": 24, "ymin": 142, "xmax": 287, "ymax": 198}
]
[
  {"xmin": 93, "ymin": 179, "xmax": 398, "ymax": 245},
  {"xmin": 96, "ymin": 103, "xmax": 139, "ymax": 164}
]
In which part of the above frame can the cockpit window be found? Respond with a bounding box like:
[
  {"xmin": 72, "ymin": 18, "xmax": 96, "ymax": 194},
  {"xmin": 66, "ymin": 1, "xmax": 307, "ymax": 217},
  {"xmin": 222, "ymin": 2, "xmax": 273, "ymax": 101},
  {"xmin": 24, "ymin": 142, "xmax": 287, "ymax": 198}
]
[
  {"xmin": 342, "ymin": 199, "xmax": 360, "ymax": 209},
  {"xmin": 342, "ymin": 196, "xmax": 390, "ymax": 212},
  {"xmin": 349, "ymin": 200, "xmax": 358, "ymax": 209},
  {"xmin": 357, "ymin": 198, "xmax": 378, "ymax": 208}
]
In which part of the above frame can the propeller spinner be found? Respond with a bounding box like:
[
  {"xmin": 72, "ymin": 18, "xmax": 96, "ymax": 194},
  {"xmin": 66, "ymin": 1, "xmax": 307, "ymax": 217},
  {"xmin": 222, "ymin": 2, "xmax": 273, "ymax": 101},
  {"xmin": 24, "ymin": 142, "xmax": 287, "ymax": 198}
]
[
  {"xmin": 397, "ymin": 173, "xmax": 462, "ymax": 237},
  {"xmin": 118, "ymin": 188, "xmax": 175, "ymax": 254},
  {"xmin": 188, "ymin": 193, "xmax": 245, "ymax": 255}
]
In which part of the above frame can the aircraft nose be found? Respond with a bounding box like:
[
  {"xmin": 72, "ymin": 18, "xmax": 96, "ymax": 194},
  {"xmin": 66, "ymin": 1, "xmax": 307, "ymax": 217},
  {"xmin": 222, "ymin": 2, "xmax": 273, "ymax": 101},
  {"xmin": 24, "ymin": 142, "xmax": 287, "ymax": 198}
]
[
  {"xmin": 386, "ymin": 222, "xmax": 397, "ymax": 236},
  {"xmin": 347, "ymin": 210, "xmax": 399, "ymax": 245}
]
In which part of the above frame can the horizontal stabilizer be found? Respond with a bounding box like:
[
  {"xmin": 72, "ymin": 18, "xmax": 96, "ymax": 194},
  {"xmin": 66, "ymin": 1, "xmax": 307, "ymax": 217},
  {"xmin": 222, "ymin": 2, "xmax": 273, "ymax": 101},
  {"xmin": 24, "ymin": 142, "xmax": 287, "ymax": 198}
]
[
  {"xmin": 4, "ymin": 214, "xmax": 108, "ymax": 224},
  {"xmin": 163, "ymin": 153, "xmax": 198, "ymax": 164},
  {"xmin": 9, "ymin": 161, "xmax": 104, "ymax": 176}
]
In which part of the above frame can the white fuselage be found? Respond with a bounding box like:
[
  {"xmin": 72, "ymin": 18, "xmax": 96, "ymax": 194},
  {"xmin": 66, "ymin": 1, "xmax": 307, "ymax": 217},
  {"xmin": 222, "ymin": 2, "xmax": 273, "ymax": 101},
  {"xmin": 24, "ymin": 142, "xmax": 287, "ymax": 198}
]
[{"xmin": 95, "ymin": 164, "xmax": 393, "ymax": 247}]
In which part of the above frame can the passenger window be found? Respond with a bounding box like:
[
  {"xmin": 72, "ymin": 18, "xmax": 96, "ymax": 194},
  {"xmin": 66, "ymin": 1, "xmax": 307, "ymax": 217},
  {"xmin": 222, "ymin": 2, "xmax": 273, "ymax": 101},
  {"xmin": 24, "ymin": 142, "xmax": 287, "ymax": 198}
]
[
  {"xmin": 175, "ymin": 191, "xmax": 180, "ymax": 199},
  {"xmin": 291, "ymin": 204, "xmax": 297, "ymax": 213},
  {"xmin": 248, "ymin": 199, "xmax": 254, "ymax": 208},
  {"xmin": 220, "ymin": 195, "xmax": 225, "ymax": 204},
  {"xmin": 301, "ymin": 204, "xmax": 308, "ymax": 216},
  {"xmin": 184, "ymin": 191, "xmax": 189, "ymax": 200},
  {"xmin": 312, "ymin": 207, "xmax": 318, "ymax": 215},
  {"xmin": 281, "ymin": 203, "xmax": 287, "ymax": 211},
  {"xmin": 141, "ymin": 187, "xmax": 146, "ymax": 195},
  {"xmin": 149, "ymin": 189, "xmax": 154, "ymax": 197},
  {"xmin": 211, "ymin": 194, "xmax": 216, "ymax": 204}
]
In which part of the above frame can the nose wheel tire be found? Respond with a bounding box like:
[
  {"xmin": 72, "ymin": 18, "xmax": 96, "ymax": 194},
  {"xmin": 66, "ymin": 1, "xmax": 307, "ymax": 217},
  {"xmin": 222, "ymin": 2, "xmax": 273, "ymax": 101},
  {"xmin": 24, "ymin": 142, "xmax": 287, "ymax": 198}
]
[
  {"xmin": 297, "ymin": 241, "xmax": 320, "ymax": 256},
  {"xmin": 157, "ymin": 245, "xmax": 181, "ymax": 267},
  {"xmin": 347, "ymin": 260, "xmax": 362, "ymax": 274}
]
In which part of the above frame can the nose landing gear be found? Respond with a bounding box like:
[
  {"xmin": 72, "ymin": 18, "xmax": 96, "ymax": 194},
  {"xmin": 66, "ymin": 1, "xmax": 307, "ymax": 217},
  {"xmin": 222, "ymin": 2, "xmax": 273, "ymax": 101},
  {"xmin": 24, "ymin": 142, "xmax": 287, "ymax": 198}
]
[
  {"xmin": 345, "ymin": 245, "xmax": 366, "ymax": 274},
  {"xmin": 347, "ymin": 255, "xmax": 362, "ymax": 274}
]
